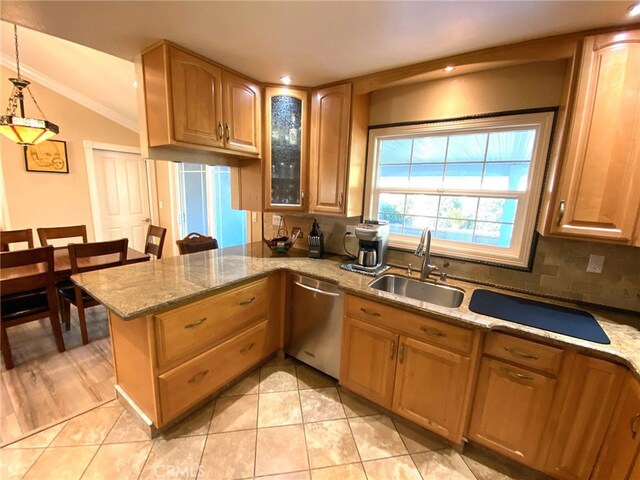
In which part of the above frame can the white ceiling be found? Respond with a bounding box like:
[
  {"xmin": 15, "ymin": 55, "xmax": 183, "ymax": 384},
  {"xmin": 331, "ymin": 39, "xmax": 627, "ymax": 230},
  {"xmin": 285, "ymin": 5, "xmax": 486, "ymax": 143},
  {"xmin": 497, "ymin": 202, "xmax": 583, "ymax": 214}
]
[{"xmin": 0, "ymin": 1, "xmax": 637, "ymax": 130}]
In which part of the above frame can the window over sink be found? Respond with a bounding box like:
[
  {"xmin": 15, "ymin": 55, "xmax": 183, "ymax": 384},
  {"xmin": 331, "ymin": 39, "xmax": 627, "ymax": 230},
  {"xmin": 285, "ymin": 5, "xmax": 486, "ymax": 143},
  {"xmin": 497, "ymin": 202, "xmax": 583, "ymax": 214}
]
[{"xmin": 364, "ymin": 111, "xmax": 555, "ymax": 268}]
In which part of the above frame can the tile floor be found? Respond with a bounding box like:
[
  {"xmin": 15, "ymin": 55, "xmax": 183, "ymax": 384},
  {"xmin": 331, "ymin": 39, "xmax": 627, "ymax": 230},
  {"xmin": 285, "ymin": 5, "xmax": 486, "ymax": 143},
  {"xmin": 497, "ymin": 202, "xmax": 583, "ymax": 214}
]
[{"xmin": 0, "ymin": 356, "xmax": 549, "ymax": 480}]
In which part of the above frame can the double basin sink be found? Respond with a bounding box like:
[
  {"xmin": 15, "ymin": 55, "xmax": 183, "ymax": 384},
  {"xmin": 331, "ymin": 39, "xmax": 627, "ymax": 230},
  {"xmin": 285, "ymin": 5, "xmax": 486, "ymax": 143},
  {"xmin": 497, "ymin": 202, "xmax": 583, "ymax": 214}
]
[{"xmin": 369, "ymin": 274, "xmax": 464, "ymax": 308}]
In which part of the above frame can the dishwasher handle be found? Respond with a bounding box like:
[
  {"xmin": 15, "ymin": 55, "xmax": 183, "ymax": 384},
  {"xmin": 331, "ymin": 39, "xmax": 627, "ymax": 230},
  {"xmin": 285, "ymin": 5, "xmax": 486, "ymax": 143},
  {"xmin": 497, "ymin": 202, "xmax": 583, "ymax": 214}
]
[{"xmin": 293, "ymin": 280, "xmax": 341, "ymax": 297}]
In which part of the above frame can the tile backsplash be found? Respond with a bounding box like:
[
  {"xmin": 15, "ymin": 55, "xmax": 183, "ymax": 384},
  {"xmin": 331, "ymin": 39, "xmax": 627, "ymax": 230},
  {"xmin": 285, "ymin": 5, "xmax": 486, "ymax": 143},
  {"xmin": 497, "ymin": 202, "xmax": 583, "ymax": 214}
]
[{"xmin": 263, "ymin": 213, "xmax": 640, "ymax": 312}]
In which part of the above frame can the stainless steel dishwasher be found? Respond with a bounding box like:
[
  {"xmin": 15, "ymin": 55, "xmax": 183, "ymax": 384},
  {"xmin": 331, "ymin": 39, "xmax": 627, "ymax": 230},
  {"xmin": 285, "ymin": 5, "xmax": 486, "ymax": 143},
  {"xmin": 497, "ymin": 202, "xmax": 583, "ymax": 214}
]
[{"xmin": 286, "ymin": 274, "xmax": 344, "ymax": 379}]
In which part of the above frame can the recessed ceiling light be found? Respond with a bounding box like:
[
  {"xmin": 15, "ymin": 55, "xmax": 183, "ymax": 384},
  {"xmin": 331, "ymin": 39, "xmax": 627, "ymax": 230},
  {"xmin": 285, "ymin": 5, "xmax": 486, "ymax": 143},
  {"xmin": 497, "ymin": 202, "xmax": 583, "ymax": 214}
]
[
  {"xmin": 444, "ymin": 66, "xmax": 455, "ymax": 72},
  {"xmin": 280, "ymin": 75, "xmax": 292, "ymax": 85},
  {"xmin": 132, "ymin": 80, "xmax": 138, "ymax": 88},
  {"xmin": 628, "ymin": 1, "xmax": 640, "ymax": 16}
]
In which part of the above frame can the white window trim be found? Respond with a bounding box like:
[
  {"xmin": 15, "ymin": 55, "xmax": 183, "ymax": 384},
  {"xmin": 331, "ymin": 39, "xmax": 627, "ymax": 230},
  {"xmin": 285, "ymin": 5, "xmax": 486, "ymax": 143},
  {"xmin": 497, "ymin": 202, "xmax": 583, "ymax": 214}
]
[{"xmin": 363, "ymin": 112, "xmax": 555, "ymax": 268}]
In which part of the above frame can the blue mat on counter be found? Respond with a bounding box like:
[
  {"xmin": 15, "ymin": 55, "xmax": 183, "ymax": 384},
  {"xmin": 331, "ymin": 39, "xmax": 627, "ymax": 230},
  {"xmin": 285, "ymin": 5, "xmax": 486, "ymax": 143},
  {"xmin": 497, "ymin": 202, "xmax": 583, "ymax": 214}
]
[{"xmin": 469, "ymin": 289, "xmax": 610, "ymax": 344}]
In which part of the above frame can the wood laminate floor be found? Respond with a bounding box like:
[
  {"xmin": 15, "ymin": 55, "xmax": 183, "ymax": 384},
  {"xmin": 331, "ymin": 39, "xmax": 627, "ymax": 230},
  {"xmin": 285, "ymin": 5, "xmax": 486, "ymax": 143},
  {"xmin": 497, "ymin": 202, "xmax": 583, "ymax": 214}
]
[{"xmin": 0, "ymin": 307, "xmax": 115, "ymax": 445}]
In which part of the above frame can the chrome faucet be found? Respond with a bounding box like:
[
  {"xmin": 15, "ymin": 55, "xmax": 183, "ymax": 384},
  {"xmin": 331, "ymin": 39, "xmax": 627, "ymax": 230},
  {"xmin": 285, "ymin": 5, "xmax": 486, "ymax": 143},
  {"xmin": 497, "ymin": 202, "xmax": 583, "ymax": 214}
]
[{"xmin": 414, "ymin": 227, "xmax": 439, "ymax": 281}]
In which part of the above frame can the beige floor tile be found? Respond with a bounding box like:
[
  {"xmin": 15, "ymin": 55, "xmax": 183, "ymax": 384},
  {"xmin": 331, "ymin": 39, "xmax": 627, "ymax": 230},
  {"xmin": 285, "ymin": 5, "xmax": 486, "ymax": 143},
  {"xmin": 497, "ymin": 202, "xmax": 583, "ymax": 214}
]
[
  {"xmin": 260, "ymin": 365, "xmax": 298, "ymax": 393},
  {"xmin": 220, "ymin": 370, "xmax": 260, "ymax": 397},
  {"xmin": 304, "ymin": 419, "xmax": 359, "ymax": 469},
  {"xmin": 363, "ymin": 455, "xmax": 422, "ymax": 480},
  {"xmin": 5, "ymin": 422, "xmax": 67, "ymax": 449},
  {"xmin": 138, "ymin": 435, "xmax": 207, "ymax": 480},
  {"xmin": 0, "ymin": 448, "xmax": 45, "ymax": 480},
  {"xmin": 348, "ymin": 415, "xmax": 407, "ymax": 461},
  {"xmin": 461, "ymin": 446, "xmax": 546, "ymax": 480},
  {"xmin": 209, "ymin": 395, "xmax": 258, "ymax": 433},
  {"xmin": 310, "ymin": 463, "xmax": 367, "ymax": 480},
  {"xmin": 199, "ymin": 429, "xmax": 256, "ymax": 479},
  {"xmin": 338, "ymin": 390, "xmax": 379, "ymax": 418},
  {"xmin": 81, "ymin": 441, "xmax": 153, "ymax": 480},
  {"xmin": 299, "ymin": 388, "xmax": 345, "ymax": 423},
  {"xmin": 162, "ymin": 400, "xmax": 215, "ymax": 439},
  {"xmin": 412, "ymin": 449, "xmax": 476, "ymax": 480},
  {"xmin": 255, "ymin": 425, "xmax": 309, "ymax": 477},
  {"xmin": 296, "ymin": 365, "xmax": 335, "ymax": 390},
  {"xmin": 262, "ymin": 355, "xmax": 296, "ymax": 369},
  {"xmin": 258, "ymin": 391, "xmax": 302, "ymax": 428},
  {"xmin": 256, "ymin": 472, "xmax": 311, "ymax": 480},
  {"xmin": 103, "ymin": 410, "xmax": 151, "ymax": 443},
  {"xmin": 394, "ymin": 420, "xmax": 448, "ymax": 453},
  {"xmin": 50, "ymin": 407, "xmax": 122, "ymax": 446},
  {"xmin": 24, "ymin": 445, "xmax": 99, "ymax": 480}
]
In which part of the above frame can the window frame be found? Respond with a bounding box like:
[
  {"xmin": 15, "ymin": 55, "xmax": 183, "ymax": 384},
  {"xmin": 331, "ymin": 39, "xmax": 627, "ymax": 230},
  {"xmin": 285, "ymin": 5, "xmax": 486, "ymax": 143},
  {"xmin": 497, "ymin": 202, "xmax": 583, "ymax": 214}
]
[{"xmin": 364, "ymin": 111, "xmax": 555, "ymax": 269}]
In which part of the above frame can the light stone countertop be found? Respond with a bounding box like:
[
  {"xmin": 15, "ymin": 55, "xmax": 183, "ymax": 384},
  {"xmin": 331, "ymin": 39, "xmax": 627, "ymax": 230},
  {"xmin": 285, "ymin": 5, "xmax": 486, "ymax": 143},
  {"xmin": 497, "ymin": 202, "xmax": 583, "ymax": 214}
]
[{"xmin": 73, "ymin": 242, "xmax": 640, "ymax": 378}]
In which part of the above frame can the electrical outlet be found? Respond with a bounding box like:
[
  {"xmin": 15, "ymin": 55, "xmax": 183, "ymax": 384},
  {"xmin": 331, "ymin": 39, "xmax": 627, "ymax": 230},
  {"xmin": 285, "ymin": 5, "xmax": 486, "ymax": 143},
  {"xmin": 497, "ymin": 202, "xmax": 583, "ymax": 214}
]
[
  {"xmin": 346, "ymin": 225, "xmax": 356, "ymax": 235},
  {"xmin": 272, "ymin": 215, "xmax": 282, "ymax": 226},
  {"xmin": 586, "ymin": 254, "xmax": 605, "ymax": 273},
  {"xmin": 251, "ymin": 212, "xmax": 258, "ymax": 223}
]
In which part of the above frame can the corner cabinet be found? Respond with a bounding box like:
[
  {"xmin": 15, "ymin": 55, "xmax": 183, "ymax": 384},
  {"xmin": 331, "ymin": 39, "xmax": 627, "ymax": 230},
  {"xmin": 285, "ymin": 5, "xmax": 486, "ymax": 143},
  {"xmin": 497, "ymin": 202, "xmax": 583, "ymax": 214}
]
[
  {"xmin": 547, "ymin": 29, "xmax": 640, "ymax": 244},
  {"xmin": 309, "ymin": 83, "xmax": 370, "ymax": 217},
  {"xmin": 264, "ymin": 87, "xmax": 309, "ymax": 211},
  {"xmin": 141, "ymin": 42, "xmax": 261, "ymax": 158}
]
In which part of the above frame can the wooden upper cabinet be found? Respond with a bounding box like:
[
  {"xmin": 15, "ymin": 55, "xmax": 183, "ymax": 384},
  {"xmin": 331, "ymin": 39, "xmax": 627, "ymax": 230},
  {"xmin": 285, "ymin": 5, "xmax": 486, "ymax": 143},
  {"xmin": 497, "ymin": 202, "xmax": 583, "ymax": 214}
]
[
  {"xmin": 592, "ymin": 372, "xmax": 640, "ymax": 480},
  {"xmin": 549, "ymin": 30, "xmax": 640, "ymax": 243},
  {"xmin": 392, "ymin": 336, "xmax": 471, "ymax": 443},
  {"xmin": 169, "ymin": 47, "xmax": 224, "ymax": 148},
  {"xmin": 222, "ymin": 71, "xmax": 261, "ymax": 155},
  {"xmin": 340, "ymin": 316, "xmax": 397, "ymax": 409},
  {"xmin": 309, "ymin": 83, "xmax": 370, "ymax": 217}
]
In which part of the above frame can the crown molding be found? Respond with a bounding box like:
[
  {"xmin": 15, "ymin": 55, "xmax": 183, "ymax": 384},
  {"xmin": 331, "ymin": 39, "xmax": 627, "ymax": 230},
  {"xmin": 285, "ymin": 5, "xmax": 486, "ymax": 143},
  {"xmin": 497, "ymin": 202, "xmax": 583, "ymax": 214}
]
[{"xmin": 0, "ymin": 53, "xmax": 138, "ymax": 132}]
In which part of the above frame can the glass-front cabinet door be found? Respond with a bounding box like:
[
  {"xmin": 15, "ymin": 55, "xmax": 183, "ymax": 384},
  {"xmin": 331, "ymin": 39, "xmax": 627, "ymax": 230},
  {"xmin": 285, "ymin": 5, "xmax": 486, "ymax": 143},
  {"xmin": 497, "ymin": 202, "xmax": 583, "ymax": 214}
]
[{"xmin": 264, "ymin": 87, "xmax": 308, "ymax": 211}]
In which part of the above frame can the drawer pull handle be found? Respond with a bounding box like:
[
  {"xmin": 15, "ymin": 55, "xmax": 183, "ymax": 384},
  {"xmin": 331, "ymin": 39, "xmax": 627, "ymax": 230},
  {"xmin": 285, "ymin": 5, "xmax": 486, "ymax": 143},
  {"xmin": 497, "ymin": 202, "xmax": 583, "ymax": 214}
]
[
  {"xmin": 240, "ymin": 342, "xmax": 255, "ymax": 353},
  {"xmin": 557, "ymin": 200, "xmax": 565, "ymax": 226},
  {"xmin": 504, "ymin": 346, "xmax": 538, "ymax": 360},
  {"xmin": 390, "ymin": 341, "xmax": 395, "ymax": 360},
  {"xmin": 420, "ymin": 326, "xmax": 446, "ymax": 337},
  {"xmin": 631, "ymin": 413, "xmax": 640, "ymax": 439},
  {"xmin": 399, "ymin": 343, "xmax": 405, "ymax": 363},
  {"xmin": 360, "ymin": 307, "xmax": 381, "ymax": 317},
  {"xmin": 501, "ymin": 367, "xmax": 533, "ymax": 381},
  {"xmin": 184, "ymin": 317, "xmax": 208, "ymax": 329},
  {"xmin": 239, "ymin": 297, "xmax": 256, "ymax": 306},
  {"xmin": 188, "ymin": 370, "xmax": 209, "ymax": 384}
]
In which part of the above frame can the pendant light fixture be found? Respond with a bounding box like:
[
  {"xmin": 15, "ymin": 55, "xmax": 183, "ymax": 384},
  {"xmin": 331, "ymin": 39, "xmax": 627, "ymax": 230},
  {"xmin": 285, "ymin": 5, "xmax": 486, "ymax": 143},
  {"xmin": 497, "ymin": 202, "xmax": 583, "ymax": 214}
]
[{"xmin": 0, "ymin": 24, "xmax": 59, "ymax": 145}]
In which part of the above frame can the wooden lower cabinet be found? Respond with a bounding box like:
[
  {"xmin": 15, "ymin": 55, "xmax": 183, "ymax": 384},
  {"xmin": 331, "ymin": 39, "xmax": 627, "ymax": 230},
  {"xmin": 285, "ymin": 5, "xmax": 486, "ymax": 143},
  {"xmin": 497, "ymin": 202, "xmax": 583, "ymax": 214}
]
[
  {"xmin": 340, "ymin": 316, "xmax": 398, "ymax": 409},
  {"xmin": 468, "ymin": 357, "xmax": 556, "ymax": 469},
  {"xmin": 392, "ymin": 336, "xmax": 471, "ymax": 442},
  {"xmin": 592, "ymin": 372, "xmax": 640, "ymax": 480}
]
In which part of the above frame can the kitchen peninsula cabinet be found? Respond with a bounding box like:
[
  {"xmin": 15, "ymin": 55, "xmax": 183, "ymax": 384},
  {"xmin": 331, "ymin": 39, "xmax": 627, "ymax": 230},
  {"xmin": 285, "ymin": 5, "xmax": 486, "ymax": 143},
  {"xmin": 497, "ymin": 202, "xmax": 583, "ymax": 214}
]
[
  {"xmin": 546, "ymin": 29, "xmax": 640, "ymax": 244},
  {"xmin": 141, "ymin": 42, "xmax": 261, "ymax": 158},
  {"xmin": 340, "ymin": 295, "xmax": 479, "ymax": 443},
  {"xmin": 309, "ymin": 83, "xmax": 370, "ymax": 217}
]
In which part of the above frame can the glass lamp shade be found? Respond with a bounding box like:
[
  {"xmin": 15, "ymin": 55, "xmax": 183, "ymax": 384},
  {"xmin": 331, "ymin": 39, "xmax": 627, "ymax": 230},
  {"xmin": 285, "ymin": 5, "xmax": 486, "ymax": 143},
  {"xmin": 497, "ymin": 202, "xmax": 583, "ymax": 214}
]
[{"xmin": 0, "ymin": 115, "xmax": 59, "ymax": 145}]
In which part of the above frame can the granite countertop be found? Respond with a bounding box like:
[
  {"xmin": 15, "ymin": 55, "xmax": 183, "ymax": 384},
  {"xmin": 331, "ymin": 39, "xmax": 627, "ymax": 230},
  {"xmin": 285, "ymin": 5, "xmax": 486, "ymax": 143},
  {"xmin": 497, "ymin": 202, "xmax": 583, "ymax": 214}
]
[{"xmin": 73, "ymin": 242, "xmax": 640, "ymax": 378}]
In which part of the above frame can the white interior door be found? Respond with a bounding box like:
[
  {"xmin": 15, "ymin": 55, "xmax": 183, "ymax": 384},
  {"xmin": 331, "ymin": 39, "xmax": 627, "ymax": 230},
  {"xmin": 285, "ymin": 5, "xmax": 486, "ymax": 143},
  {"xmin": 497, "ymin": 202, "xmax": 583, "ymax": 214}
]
[{"xmin": 85, "ymin": 142, "xmax": 151, "ymax": 251}]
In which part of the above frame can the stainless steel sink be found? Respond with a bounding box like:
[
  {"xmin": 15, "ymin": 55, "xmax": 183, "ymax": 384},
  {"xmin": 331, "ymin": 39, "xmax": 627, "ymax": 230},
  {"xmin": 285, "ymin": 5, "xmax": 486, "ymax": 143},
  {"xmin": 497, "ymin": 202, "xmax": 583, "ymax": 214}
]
[{"xmin": 368, "ymin": 274, "xmax": 464, "ymax": 308}]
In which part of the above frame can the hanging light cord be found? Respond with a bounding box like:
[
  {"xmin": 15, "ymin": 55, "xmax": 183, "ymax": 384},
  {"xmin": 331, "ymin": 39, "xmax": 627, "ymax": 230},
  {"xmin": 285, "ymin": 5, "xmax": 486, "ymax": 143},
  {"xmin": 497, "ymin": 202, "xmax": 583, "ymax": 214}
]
[{"xmin": 13, "ymin": 24, "xmax": 21, "ymax": 79}]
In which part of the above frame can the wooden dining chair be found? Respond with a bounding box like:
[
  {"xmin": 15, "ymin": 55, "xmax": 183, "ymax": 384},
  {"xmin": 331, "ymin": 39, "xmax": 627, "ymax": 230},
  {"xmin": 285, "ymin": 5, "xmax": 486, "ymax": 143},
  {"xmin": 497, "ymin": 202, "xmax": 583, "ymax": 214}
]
[
  {"xmin": 0, "ymin": 228, "xmax": 34, "ymax": 252},
  {"xmin": 58, "ymin": 238, "xmax": 128, "ymax": 345},
  {"xmin": 0, "ymin": 246, "xmax": 66, "ymax": 369},
  {"xmin": 176, "ymin": 232, "xmax": 218, "ymax": 255},
  {"xmin": 145, "ymin": 224, "xmax": 167, "ymax": 260},
  {"xmin": 37, "ymin": 225, "xmax": 88, "ymax": 247}
]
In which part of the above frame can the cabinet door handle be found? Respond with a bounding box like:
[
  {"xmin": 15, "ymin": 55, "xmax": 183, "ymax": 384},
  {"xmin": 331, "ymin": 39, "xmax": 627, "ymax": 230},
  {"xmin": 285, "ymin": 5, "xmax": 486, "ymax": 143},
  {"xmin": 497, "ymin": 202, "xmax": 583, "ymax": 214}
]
[
  {"xmin": 188, "ymin": 369, "xmax": 209, "ymax": 384},
  {"xmin": 399, "ymin": 343, "xmax": 405, "ymax": 363},
  {"xmin": 420, "ymin": 326, "xmax": 446, "ymax": 337},
  {"xmin": 631, "ymin": 413, "xmax": 640, "ymax": 439},
  {"xmin": 503, "ymin": 346, "xmax": 539, "ymax": 360},
  {"xmin": 239, "ymin": 296, "xmax": 256, "ymax": 306},
  {"xmin": 390, "ymin": 341, "xmax": 395, "ymax": 360},
  {"xmin": 184, "ymin": 317, "xmax": 208, "ymax": 329},
  {"xmin": 218, "ymin": 122, "xmax": 223, "ymax": 140},
  {"xmin": 501, "ymin": 367, "xmax": 533, "ymax": 381},
  {"xmin": 360, "ymin": 307, "xmax": 381, "ymax": 317},
  {"xmin": 225, "ymin": 123, "xmax": 231, "ymax": 141},
  {"xmin": 557, "ymin": 200, "xmax": 565, "ymax": 226},
  {"xmin": 240, "ymin": 342, "xmax": 255, "ymax": 354},
  {"xmin": 338, "ymin": 192, "xmax": 344, "ymax": 207}
]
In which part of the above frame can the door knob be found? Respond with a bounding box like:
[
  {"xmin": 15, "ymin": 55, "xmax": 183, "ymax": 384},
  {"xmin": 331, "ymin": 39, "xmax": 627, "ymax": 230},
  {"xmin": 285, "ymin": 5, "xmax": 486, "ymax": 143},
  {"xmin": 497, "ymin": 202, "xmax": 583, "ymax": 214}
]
[{"xmin": 144, "ymin": 218, "xmax": 151, "ymax": 223}]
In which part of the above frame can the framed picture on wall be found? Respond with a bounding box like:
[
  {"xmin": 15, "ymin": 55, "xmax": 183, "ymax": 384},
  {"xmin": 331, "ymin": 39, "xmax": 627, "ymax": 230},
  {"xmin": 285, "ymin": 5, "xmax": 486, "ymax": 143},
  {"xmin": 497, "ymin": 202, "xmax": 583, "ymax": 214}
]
[{"xmin": 24, "ymin": 140, "xmax": 69, "ymax": 174}]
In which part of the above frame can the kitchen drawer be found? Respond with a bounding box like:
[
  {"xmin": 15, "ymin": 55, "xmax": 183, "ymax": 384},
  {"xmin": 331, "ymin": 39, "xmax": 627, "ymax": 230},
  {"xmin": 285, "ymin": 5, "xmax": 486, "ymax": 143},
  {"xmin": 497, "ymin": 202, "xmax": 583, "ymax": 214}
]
[
  {"xmin": 159, "ymin": 319, "xmax": 268, "ymax": 422},
  {"xmin": 154, "ymin": 278, "xmax": 268, "ymax": 366},
  {"xmin": 346, "ymin": 295, "xmax": 474, "ymax": 355},
  {"xmin": 484, "ymin": 332, "xmax": 563, "ymax": 376}
]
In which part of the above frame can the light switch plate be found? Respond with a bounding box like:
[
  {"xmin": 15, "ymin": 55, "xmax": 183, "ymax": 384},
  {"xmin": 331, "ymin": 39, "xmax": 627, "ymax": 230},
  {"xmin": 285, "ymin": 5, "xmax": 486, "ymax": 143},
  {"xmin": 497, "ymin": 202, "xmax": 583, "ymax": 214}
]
[
  {"xmin": 346, "ymin": 225, "xmax": 356, "ymax": 235},
  {"xmin": 587, "ymin": 254, "xmax": 605, "ymax": 273}
]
